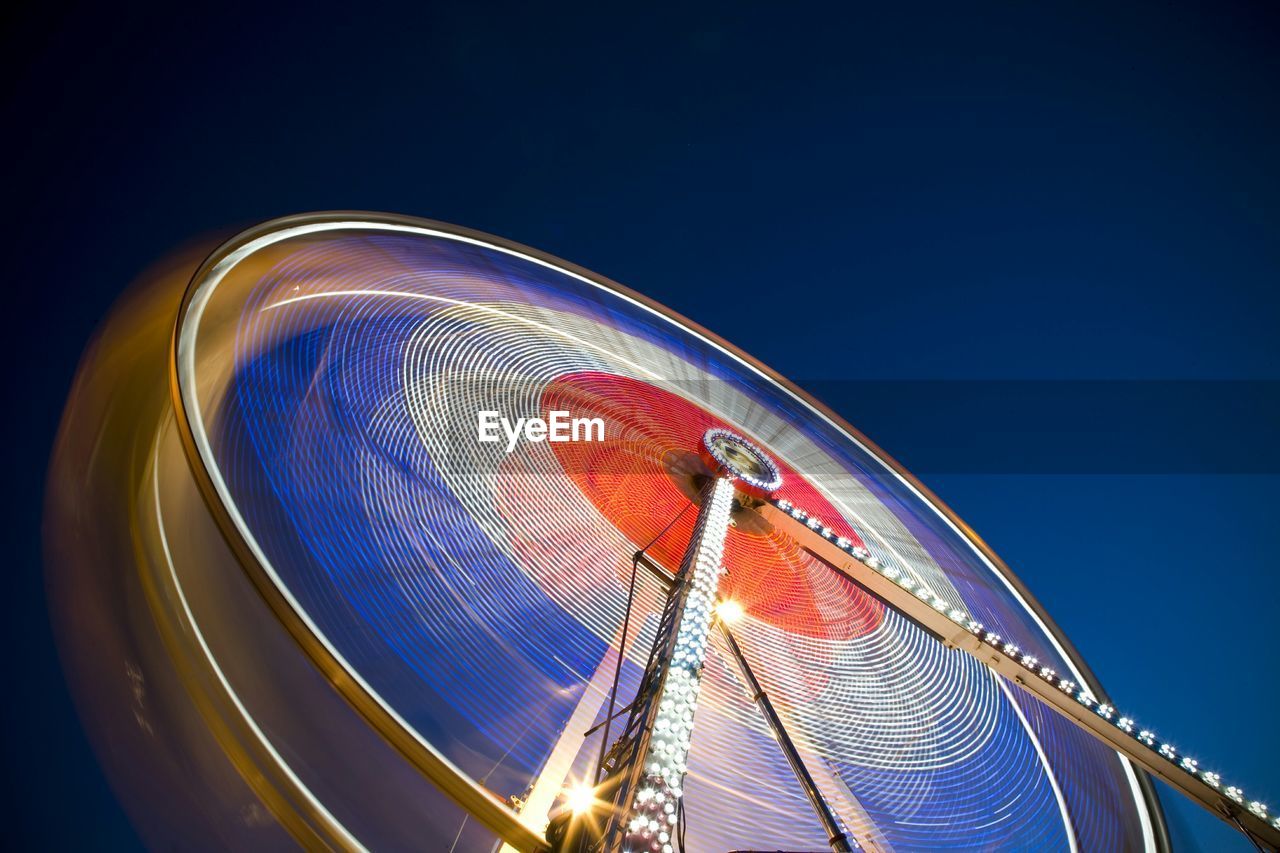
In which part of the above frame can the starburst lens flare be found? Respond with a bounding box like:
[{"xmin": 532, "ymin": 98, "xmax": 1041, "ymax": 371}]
[
  {"xmin": 47, "ymin": 214, "xmax": 1166, "ymax": 851},
  {"xmin": 715, "ymin": 600, "xmax": 745, "ymax": 624},
  {"xmin": 567, "ymin": 784, "xmax": 598, "ymax": 816}
]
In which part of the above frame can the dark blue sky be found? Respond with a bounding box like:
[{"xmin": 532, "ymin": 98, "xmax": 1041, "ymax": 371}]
[{"xmin": 4, "ymin": 1, "xmax": 1277, "ymax": 849}]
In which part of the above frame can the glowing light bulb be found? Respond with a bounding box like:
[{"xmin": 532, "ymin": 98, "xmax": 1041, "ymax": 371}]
[
  {"xmin": 566, "ymin": 783, "xmax": 596, "ymax": 815},
  {"xmin": 716, "ymin": 600, "xmax": 745, "ymax": 623}
]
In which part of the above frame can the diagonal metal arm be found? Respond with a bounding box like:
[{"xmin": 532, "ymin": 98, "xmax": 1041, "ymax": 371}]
[
  {"xmin": 759, "ymin": 499, "xmax": 1279, "ymax": 851},
  {"xmin": 717, "ymin": 622, "xmax": 856, "ymax": 853}
]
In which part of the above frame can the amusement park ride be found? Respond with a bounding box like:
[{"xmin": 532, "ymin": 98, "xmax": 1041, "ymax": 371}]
[{"xmin": 46, "ymin": 213, "xmax": 1277, "ymax": 852}]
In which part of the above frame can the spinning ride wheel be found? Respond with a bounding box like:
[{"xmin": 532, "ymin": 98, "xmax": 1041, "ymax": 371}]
[{"xmin": 48, "ymin": 213, "xmax": 1277, "ymax": 853}]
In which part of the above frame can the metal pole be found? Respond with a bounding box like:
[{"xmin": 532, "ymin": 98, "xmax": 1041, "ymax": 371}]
[
  {"xmin": 599, "ymin": 475, "xmax": 737, "ymax": 853},
  {"xmin": 719, "ymin": 623, "xmax": 855, "ymax": 853}
]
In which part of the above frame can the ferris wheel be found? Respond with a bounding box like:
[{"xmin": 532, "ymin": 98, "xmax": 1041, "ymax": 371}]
[{"xmin": 46, "ymin": 213, "xmax": 1276, "ymax": 852}]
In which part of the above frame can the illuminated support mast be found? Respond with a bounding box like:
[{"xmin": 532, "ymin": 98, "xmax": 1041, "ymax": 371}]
[
  {"xmin": 600, "ymin": 473, "xmax": 735, "ymax": 852},
  {"xmin": 552, "ymin": 429, "xmax": 854, "ymax": 853}
]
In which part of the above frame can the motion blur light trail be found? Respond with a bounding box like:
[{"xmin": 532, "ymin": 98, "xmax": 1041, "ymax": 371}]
[{"xmin": 47, "ymin": 213, "xmax": 1166, "ymax": 851}]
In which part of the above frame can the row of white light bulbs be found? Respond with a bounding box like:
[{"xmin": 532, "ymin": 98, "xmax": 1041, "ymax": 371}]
[
  {"xmin": 625, "ymin": 479, "xmax": 736, "ymax": 853},
  {"xmin": 772, "ymin": 497, "xmax": 1276, "ymax": 831}
]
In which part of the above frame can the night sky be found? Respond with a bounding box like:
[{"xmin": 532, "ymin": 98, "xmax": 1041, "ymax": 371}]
[{"xmin": 4, "ymin": 2, "xmax": 1277, "ymax": 849}]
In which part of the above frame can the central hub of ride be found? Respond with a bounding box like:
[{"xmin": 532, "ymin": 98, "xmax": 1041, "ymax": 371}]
[{"xmin": 701, "ymin": 428, "xmax": 783, "ymax": 495}]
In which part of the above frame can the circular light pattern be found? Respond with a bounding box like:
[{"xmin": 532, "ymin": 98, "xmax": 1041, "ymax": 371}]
[
  {"xmin": 174, "ymin": 215, "xmax": 1163, "ymax": 852},
  {"xmin": 702, "ymin": 428, "xmax": 784, "ymax": 493}
]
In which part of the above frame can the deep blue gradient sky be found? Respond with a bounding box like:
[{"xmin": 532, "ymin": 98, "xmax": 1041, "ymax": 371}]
[{"xmin": 3, "ymin": 2, "xmax": 1277, "ymax": 849}]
